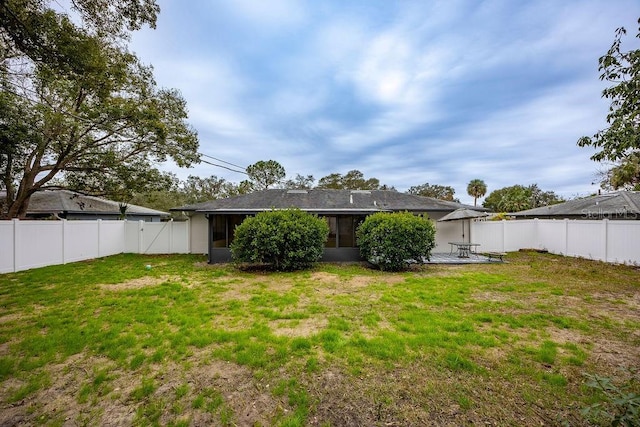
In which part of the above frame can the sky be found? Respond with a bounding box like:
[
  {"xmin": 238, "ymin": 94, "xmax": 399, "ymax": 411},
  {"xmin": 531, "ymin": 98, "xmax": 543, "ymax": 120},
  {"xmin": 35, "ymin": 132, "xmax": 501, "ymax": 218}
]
[{"xmin": 129, "ymin": 0, "xmax": 639, "ymax": 205}]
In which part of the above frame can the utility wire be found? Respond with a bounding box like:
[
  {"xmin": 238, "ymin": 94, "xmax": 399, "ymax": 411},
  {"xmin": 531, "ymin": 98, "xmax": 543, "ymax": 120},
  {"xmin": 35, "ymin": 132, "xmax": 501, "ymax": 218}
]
[
  {"xmin": 200, "ymin": 153, "xmax": 246, "ymax": 171},
  {"xmin": 200, "ymin": 159, "xmax": 248, "ymax": 175}
]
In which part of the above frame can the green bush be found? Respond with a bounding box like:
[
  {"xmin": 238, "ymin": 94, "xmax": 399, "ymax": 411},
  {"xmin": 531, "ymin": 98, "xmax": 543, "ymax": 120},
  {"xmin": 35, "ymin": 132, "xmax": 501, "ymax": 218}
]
[
  {"xmin": 356, "ymin": 212, "xmax": 436, "ymax": 271},
  {"xmin": 230, "ymin": 209, "xmax": 329, "ymax": 271},
  {"xmin": 581, "ymin": 369, "xmax": 639, "ymax": 426}
]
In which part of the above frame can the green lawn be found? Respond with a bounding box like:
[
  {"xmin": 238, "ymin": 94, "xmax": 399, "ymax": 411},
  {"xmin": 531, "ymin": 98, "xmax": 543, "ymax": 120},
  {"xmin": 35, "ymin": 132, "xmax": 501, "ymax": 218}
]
[{"xmin": 0, "ymin": 252, "xmax": 638, "ymax": 426}]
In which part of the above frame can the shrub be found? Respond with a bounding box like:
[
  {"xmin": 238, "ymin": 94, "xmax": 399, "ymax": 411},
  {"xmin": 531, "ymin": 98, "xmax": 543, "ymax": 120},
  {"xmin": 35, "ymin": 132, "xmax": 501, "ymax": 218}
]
[
  {"xmin": 581, "ymin": 369, "xmax": 639, "ymax": 426},
  {"xmin": 230, "ymin": 209, "xmax": 329, "ymax": 271},
  {"xmin": 356, "ymin": 212, "xmax": 436, "ymax": 271}
]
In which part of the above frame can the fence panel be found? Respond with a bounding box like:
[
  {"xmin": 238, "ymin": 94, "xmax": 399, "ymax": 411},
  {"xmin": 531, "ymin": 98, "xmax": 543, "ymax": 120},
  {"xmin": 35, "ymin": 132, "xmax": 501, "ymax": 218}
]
[
  {"xmin": 141, "ymin": 222, "xmax": 172, "ymax": 254},
  {"xmin": 100, "ymin": 221, "xmax": 125, "ymax": 256},
  {"xmin": 607, "ymin": 221, "xmax": 640, "ymax": 265},
  {"xmin": 14, "ymin": 221, "xmax": 64, "ymax": 271},
  {"xmin": 0, "ymin": 221, "xmax": 15, "ymax": 274},
  {"xmin": 504, "ymin": 220, "xmax": 537, "ymax": 251},
  {"xmin": 470, "ymin": 221, "xmax": 504, "ymax": 252},
  {"xmin": 64, "ymin": 221, "xmax": 100, "ymax": 263},
  {"xmin": 171, "ymin": 221, "xmax": 190, "ymax": 253},
  {"xmin": 536, "ymin": 220, "xmax": 567, "ymax": 254},
  {"xmin": 124, "ymin": 220, "xmax": 141, "ymax": 253},
  {"xmin": 566, "ymin": 221, "xmax": 606, "ymax": 261}
]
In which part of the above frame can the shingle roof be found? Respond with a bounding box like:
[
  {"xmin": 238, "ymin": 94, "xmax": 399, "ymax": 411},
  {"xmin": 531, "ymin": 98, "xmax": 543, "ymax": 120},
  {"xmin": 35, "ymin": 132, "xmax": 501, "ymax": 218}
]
[
  {"xmin": 513, "ymin": 191, "xmax": 640, "ymax": 219},
  {"xmin": 27, "ymin": 190, "xmax": 169, "ymax": 216},
  {"xmin": 173, "ymin": 189, "xmax": 483, "ymax": 214}
]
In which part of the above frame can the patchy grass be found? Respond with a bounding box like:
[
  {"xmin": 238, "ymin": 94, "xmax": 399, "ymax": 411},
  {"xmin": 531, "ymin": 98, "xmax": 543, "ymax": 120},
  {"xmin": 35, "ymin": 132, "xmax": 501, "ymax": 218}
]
[{"xmin": 0, "ymin": 252, "xmax": 638, "ymax": 425}]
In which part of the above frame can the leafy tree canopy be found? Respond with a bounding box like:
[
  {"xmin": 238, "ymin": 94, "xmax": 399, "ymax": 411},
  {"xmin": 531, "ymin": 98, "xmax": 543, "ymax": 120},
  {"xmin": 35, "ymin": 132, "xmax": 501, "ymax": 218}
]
[
  {"xmin": 577, "ymin": 18, "xmax": 640, "ymax": 163},
  {"xmin": 482, "ymin": 184, "xmax": 564, "ymax": 212},
  {"xmin": 0, "ymin": 0, "xmax": 199, "ymax": 219},
  {"xmin": 245, "ymin": 160, "xmax": 286, "ymax": 190},
  {"xmin": 316, "ymin": 170, "xmax": 392, "ymax": 190},
  {"xmin": 406, "ymin": 183, "xmax": 459, "ymax": 202},
  {"xmin": 600, "ymin": 153, "xmax": 640, "ymax": 191},
  {"xmin": 283, "ymin": 174, "xmax": 315, "ymax": 190}
]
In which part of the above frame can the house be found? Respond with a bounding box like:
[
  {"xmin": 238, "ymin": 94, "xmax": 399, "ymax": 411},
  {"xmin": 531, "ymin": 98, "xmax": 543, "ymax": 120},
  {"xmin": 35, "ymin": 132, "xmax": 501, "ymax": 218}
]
[
  {"xmin": 512, "ymin": 191, "xmax": 640, "ymax": 220},
  {"xmin": 173, "ymin": 189, "xmax": 488, "ymax": 262},
  {"xmin": 17, "ymin": 189, "xmax": 170, "ymax": 222}
]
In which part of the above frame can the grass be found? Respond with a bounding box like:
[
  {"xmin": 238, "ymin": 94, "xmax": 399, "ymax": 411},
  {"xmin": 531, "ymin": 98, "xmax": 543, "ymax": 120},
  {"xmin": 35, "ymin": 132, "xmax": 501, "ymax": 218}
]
[{"xmin": 0, "ymin": 252, "xmax": 638, "ymax": 425}]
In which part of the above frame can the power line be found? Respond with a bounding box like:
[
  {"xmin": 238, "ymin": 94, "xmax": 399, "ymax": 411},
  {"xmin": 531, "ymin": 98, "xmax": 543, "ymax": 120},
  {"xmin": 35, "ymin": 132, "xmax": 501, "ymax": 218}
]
[
  {"xmin": 200, "ymin": 153, "xmax": 246, "ymax": 171},
  {"xmin": 200, "ymin": 159, "xmax": 248, "ymax": 175}
]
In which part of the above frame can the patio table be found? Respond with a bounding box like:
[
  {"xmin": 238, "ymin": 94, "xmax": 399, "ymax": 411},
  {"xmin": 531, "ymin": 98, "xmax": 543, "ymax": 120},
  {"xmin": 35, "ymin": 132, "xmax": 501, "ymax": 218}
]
[{"xmin": 448, "ymin": 242, "xmax": 480, "ymax": 258}]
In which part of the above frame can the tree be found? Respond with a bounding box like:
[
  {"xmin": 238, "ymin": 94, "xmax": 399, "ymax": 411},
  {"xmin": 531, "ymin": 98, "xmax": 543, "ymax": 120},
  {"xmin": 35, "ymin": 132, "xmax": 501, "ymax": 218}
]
[
  {"xmin": 0, "ymin": 44, "xmax": 199, "ymax": 218},
  {"xmin": 482, "ymin": 184, "xmax": 563, "ymax": 212},
  {"xmin": 245, "ymin": 160, "xmax": 286, "ymax": 190},
  {"xmin": 0, "ymin": 0, "xmax": 159, "ymax": 59},
  {"xmin": 577, "ymin": 19, "xmax": 640, "ymax": 163},
  {"xmin": 467, "ymin": 179, "xmax": 487, "ymax": 206},
  {"xmin": 406, "ymin": 183, "xmax": 458, "ymax": 202},
  {"xmin": 230, "ymin": 209, "xmax": 329, "ymax": 271},
  {"xmin": 316, "ymin": 170, "xmax": 385, "ymax": 190},
  {"xmin": 0, "ymin": 1, "xmax": 199, "ymax": 219},
  {"xmin": 127, "ymin": 173, "xmax": 185, "ymax": 212},
  {"xmin": 181, "ymin": 175, "xmax": 239, "ymax": 203},
  {"xmin": 602, "ymin": 153, "xmax": 640, "ymax": 190},
  {"xmin": 356, "ymin": 212, "xmax": 436, "ymax": 272},
  {"xmin": 283, "ymin": 174, "xmax": 315, "ymax": 190}
]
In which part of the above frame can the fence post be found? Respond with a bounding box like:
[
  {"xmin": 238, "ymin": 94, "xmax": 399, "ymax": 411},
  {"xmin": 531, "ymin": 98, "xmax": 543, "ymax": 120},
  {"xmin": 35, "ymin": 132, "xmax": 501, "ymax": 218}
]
[
  {"xmin": 603, "ymin": 219, "xmax": 609, "ymax": 263},
  {"xmin": 186, "ymin": 218, "xmax": 191, "ymax": 254},
  {"xmin": 97, "ymin": 219, "xmax": 102, "ymax": 258},
  {"xmin": 564, "ymin": 219, "xmax": 569, "ymax": 256},
  {"xmin": 62, "ymin": 219, "xmax": 66, "ymax": 264},
  {"xmin": 12, "ymin": 219, "xmax": 18, "ymax": 273},
  {"xmin": 138, "ymin": 220, "xmax": 144, "ymax": 254},
  {"xmin": 169, "ymin": 219, "xmax": 174, "ymax": 253},
  {"xmin": 123, "ymin": 219, "xmax": 128, "ymax": 253}
]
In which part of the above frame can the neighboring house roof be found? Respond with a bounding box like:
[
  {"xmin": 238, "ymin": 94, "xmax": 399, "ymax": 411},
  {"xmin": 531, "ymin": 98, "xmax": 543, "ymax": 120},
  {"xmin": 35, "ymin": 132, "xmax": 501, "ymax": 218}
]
[
  {"xmin": 513, "ymin": 191, "xmax": 640, "ymax": 219},
  {"xmin": 173, "ymin": 189, "xmax": 485, "ymax": 215},
  {"xmin": 25, "ymin": 190, "xmax": 169, "ymax": 217}
]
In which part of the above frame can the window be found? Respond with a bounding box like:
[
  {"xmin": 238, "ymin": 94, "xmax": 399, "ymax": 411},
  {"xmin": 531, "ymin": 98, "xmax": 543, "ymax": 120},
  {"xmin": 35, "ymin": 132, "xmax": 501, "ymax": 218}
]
[
  {"xmin": 325, "ymin": 216, "xmax": 337, "ymax": 247},
  {"xmin": 211, "ymin": 214, "xmax": 248, "ymax": 247},
  {"xmin": 323, "ymin": 215, "xmax": 365, "ymax": 248},
  {"xmin": 338, "ymin": 216, "xmax": 354, "ymax": 247},
  {"xmin": 212, "ymin": 215, "xmax": 226, "ymax": 247}
]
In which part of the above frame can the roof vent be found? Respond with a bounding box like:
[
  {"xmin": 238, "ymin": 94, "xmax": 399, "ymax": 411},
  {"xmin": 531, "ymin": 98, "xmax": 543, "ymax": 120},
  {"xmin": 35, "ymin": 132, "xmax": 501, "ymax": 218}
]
[{"xmin": 287, "ymin": 190, "xmax": 308, "ymax": 194}]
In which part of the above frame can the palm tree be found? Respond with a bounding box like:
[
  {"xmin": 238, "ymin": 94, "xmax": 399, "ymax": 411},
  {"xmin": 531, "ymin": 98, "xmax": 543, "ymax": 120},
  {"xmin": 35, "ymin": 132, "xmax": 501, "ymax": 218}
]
[{"xmin": 467, "ymin": 179, "xmax": 487, "ymax": 207}]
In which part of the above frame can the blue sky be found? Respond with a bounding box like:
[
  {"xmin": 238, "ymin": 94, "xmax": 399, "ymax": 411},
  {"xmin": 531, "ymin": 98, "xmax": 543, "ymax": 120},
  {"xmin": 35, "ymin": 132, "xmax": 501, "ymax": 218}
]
[{"xmin": 130, "ymin": 0, "xmax": 639, "ymax": 205}]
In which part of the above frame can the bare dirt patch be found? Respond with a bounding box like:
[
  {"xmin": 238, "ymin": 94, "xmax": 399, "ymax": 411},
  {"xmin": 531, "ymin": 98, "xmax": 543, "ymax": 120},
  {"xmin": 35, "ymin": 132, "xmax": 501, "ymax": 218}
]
[
  {"xmin": 270, "ymin": 317, "xmax": 328, "ymax": 337},
  {"xmin": 99, "ymin": 275, "xmax": 182, "ymax": 291},
  {"xmin": 309, "ymin": 272, "xmax": 340, "ymax": 284},
  {"xmin": 0, "ymin": 313, "xmax": 20, "ymax": 324},
  {"xmin": 0, "ymin": 352, "xmax": 287, "ymax": 427}
]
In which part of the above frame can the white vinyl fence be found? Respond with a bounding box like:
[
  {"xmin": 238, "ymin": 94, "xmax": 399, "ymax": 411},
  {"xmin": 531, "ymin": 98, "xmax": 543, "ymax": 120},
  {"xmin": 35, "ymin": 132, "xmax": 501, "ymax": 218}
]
[
  {"xmin": 471, "ymin": 219, "xmax": 640, "ymax": 265},
  {"xmin": 2, "ymin": 218, "xmax": 640, "ymax": 274},
  {"xmin": 0, "ymin": 219, "xmax": 190, "ymax": 274}
]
